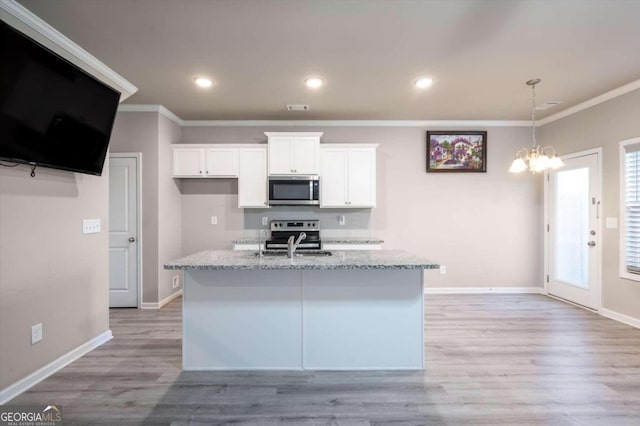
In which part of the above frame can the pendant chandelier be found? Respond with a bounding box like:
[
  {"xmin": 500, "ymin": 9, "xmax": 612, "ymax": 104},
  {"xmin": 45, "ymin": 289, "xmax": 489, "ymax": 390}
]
[{"xmin": 509, "ymin": 79, "xmax": 564, "ymax": 173}]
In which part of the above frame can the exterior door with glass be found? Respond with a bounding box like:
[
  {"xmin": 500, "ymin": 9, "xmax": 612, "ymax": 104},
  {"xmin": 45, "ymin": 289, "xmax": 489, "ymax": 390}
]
[{"xmin": 547, "ymin": 151, "xmax": 601, "ymax": 310}]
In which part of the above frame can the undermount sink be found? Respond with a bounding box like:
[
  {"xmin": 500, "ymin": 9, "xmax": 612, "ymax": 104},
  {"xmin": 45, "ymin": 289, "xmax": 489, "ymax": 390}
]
[{"xmin": 255, "ymin": 250, "xmax": 333, "ymax": 257}]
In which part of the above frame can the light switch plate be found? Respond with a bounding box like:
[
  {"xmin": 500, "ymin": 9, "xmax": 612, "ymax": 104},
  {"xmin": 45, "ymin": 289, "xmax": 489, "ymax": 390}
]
[
  {"xmin": 440, "ymin": 265, "xmax": 447, "ymax": 275},
  {"xmin": 211, "ymin": 216, "xmax": 218, "ymax": 225},
  {"xmin": 172, "ymin": 275, "xmax": 180, "ymax": 289},
  {"xmin": 606, "ymin": 217, "xmax": 618, "ymax": 229},
  {"xmin": 82, "ymin": 219, "xmax": 101, "ymax": 234},
  {"xmin": 262, "ymin": 217, "xmax": 269, "ymax": 226}
]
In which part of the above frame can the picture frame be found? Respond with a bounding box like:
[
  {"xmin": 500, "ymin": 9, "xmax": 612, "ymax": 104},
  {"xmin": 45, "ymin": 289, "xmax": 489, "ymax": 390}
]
[{"xmin": 426, "ymin": 131, "xmax": 487, "ymax": 173}]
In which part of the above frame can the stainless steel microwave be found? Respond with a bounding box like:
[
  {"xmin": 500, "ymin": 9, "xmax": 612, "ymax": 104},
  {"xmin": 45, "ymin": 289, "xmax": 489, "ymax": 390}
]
[{"xmin": 268, "ymin": 175, "xmax": 320, "ymax": 206}]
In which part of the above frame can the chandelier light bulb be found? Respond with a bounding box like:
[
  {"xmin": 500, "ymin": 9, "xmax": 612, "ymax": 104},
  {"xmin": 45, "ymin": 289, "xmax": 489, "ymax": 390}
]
[{"xmin": 509, "ymin": 158, "xmax": 527, "ymax": 173}]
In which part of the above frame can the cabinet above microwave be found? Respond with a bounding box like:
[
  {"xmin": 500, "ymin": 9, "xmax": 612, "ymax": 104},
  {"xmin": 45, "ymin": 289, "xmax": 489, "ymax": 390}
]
[{"xmin": 266, "ymin": 132, "xmax": 322, "ymax": 176}]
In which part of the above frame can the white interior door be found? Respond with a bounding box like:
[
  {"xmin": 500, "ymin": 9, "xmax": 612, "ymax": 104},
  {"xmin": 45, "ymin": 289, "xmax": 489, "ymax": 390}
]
[
  {"xmin": 547, "ymin": 151, "xmax": 601, "ymax": 309},
  {"xmin": 109, "ymin": 155, "xmax": 139, "ymax": 307}
]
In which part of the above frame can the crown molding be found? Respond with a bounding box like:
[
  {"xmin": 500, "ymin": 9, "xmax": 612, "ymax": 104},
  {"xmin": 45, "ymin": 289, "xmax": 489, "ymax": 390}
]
[
  {"xmin": 117, "ymin": 104, "xmax": 184, "ymax": 126},
  {"xmin": 180, "ymin": 120, "xmax": 531, "ymax": 127},
  {"xmin": 537, "ymin": 78, "xmax": 640, "ymax": 126},
  {"xmin": 0, "ymin": 0, "xmax": 137, "ymax": 101},
  {"xmin": 116, "ymin": 106, "xmax": 531, "ymax": 127}
]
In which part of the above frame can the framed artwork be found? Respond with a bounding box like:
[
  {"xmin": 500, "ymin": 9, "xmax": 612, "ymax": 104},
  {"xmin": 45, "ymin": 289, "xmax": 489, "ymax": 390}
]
[{"xmin": 426, "ymin": 131, "xmax": 487, "ymax": 173}]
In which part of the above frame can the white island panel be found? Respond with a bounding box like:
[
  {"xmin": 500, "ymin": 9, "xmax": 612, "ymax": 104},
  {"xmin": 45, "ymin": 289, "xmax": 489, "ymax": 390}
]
[
  {"xmin": 303, "ymin": 269, "xmax": 423, "ymax": 370},
  {"xmin": 183, "ymin": 269, "xmax": 303, "ymax": 370}
]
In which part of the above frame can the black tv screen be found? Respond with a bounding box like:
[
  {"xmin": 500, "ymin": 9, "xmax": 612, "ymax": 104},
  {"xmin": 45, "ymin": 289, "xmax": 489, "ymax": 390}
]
[{"xmin": 0, "ymin": 20, "xmax": 120, "ymax": 176}]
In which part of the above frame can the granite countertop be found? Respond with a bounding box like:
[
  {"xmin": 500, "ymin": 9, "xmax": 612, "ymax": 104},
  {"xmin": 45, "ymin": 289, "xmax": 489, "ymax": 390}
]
[
  {"xmin": 165, "ymin": 249, "xmax": 437, "ymax": 271},
  {"xmin": 232, "ymin": 238, "xmax": 384, "ymax": 245}
]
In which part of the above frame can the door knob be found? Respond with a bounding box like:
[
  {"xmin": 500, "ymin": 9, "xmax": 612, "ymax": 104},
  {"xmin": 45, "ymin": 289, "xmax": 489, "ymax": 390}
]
[
  {"xmin": 587, "ymin": 241, "xmax": 596, "ymax": 247},
  {"xmin": 129, "ymin": 237, "xmax": 136, "ymax": 243}
]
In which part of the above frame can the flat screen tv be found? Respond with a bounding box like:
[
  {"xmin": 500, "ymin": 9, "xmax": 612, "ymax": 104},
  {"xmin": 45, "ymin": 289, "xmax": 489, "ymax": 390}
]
[{"xmin": 0, "ymin": 20, "xmax": 120, "ymax": 176}]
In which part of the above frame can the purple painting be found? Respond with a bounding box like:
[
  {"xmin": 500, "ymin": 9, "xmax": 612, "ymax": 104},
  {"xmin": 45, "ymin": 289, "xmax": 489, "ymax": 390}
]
[{"xmin": 427, "ymin": 131, "xmax": 487, "ymax": 173}]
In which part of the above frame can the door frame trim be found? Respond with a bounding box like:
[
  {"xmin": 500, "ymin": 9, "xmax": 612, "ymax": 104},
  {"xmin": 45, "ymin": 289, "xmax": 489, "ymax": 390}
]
[
  {"xmin": 543, "ymin": 147, "xmax": 603, "ymax": 311},
  {"xmin": 109, "ymin": 152, "xmax": 143, "ymax": 309}
]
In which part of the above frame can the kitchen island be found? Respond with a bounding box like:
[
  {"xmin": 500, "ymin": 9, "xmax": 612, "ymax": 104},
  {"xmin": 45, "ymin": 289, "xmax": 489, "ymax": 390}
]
[{"xmin": 165, "ymin": 250, "xmax": 438, "ymax": 370}]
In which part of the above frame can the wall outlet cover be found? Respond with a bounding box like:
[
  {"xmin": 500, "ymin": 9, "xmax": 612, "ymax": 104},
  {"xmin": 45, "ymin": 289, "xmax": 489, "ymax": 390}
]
[
  {"xmin": 262, "ymin": 217, "xmax": 269, "ymax": 226},
  {"xmin": 440, "ymin": 265, "xmax": 447, "ymax": 275},
  {"xmin": 31, "ymin": 323, "xmax": 42, "ymax": 345},
  {"xmin": 211, "ymin": 216, "xmax": 218, "ymax": 225},
  {"xmin": 606, "ymin": 217, "xmax": 618, "ymax": 229},
  {"xmin": 338, "ymin": 215, "xmax": 346, "ymax": 226}
]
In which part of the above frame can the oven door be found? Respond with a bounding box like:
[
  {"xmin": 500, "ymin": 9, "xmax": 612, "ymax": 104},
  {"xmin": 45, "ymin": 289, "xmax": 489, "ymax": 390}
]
[{"xmin": 268, "ymin": 177, "xmax": 319, "ymax": 205}]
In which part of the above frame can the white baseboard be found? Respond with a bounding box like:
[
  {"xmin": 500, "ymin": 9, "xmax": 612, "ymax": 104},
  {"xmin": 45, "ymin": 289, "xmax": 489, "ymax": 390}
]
[
  {"xmin": 600, "ymin": 308, "xmax": 640, "ymax": 329},
  {"xmin": 424, "ymin": 286, "xmax": 544, "ymax": 294},
  {"xmin": 141, "ymin": 289, "xmax": 182, "ymax": 309},
  {"xmin": 0, "ymin": 330, "xmax": 113, "ymax": 405}
]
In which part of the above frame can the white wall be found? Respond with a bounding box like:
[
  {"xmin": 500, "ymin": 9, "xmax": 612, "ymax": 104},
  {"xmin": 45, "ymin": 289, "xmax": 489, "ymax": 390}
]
[
  {"xmin": 0, "ymin": 164, "xmax": 109, "ymax": 390},
  {"xmin": 180, "ymin": 125, "xmax": 543, "ymax": 288},
  {"xmin": 157, "ymin": 115, "xmax": 183, "ymax": 300}
]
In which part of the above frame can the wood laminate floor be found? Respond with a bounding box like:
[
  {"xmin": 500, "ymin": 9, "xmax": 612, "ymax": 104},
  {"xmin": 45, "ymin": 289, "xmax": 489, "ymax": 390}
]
[{"xmin": 10, "ymin": 294, "xmax": 640, "ymax": 425}]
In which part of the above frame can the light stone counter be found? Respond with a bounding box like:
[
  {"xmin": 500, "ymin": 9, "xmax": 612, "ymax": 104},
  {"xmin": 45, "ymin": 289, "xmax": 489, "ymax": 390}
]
[{"xmin": 165, "ymin": 249, "xmax": 437, "ymax": 271}]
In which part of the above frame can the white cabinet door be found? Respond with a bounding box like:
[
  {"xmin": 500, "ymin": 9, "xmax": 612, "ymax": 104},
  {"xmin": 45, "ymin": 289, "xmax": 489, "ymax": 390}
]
[
  {"xmin": 239, "ymin": 148, "xmax": 269, "ymax": 208},
  {"xmin": 173, "ymin": 148, "xmax": 204, "ymax": 177},
  {"xmin": 320, "ymin": 145, "xmax": 376, "ymax": 208},
  {"xmin": 268, "ymin": 134, "xmax": 320, "ymax": 175},
  {"xmin": 292, "ymin": 137, "xmax": 320, "ymax": 175},
  {"xmin": 268, "ymin": 137, "xmax": 293, "ymax": 175},
  {"xmin": 320, "ymin": 148, "xmax": 348, "ymax": 207},
  {"xmin": 206, "ymin": 148, "xmax": 238, "ymax": 177},
  {"xmin": 347, "ymin": 148, "xmax": 376, "ymax": 207}
]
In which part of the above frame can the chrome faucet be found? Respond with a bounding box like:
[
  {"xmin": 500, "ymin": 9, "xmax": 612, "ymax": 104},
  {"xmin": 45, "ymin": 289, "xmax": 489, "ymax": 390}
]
[
  {"xmin": 287, "ymin": 232, "xmax": 306, "ymax": 258},
  {"xmin": 258, "ymin": 229, "xmax": 268, "ymax": 258}
]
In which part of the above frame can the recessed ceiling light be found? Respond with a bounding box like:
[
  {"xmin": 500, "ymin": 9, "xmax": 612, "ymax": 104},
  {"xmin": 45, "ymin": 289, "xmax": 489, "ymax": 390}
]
[
  {"xmin": 193, "ymin": 76, "xmax": 214, "ymax": 88},
  {"xmin": 415, "ymin": 77, "xmax": 433, "ymax": 89},
  {"xmin": 305, "ymin": 76, "xmax": 324, "ymax": 89}
]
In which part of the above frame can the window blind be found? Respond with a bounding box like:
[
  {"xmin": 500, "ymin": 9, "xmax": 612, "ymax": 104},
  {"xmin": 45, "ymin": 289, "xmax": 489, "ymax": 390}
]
[{"xmin": 625, "ymin": 150, "xmax": 640, "ymax": 273}]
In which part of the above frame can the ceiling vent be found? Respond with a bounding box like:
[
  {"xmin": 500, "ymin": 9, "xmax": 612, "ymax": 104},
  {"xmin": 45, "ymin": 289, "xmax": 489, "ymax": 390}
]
[
  {"xmin": 535, "ymin": 101, "xmax": 562, "ymax": 111},
  {"xmin": 287, "ymin": 104, "xmax": 310, "ymax": 111}
]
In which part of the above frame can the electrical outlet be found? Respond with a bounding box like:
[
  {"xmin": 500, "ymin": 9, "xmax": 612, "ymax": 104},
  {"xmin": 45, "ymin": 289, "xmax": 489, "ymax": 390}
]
[
  {"xmin": 338, "ymin": 215, "xmax": 346, "ymax": 226},
  {"xmin": 82, "ymin": 219, "xmax": 101, "ymax": 234},
  {"xmin": 211, "ymin": 216, "xmax": 218, "ymax": 225},
  {"xmin": 172, "ymin": 275, "xmax": 180, "ymax": 289},
  {"xmin": 31, "ymin": 323, "xmax": 42, "ymax": 345},
  {"xmin": 440, "ymin": 265, "xmax": 447, "ymax": 275},
  {"xmin": 606, "ymin": 217, "xmax": 618, "ymax": 229},
  {"xmin": 262, "ymin": 217, "xmax": 269, "ymax": 226}
]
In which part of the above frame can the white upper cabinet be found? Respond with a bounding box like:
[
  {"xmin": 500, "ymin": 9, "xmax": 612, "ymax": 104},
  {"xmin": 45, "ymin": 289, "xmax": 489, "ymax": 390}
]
[
  {"xmin": 173, "ymin": 145, "xmax": 239, "ymax": 178},
  {"xmin": 206, "ymin": 148, "xmax": 238, "ymax": 177},
  {"xmin": 320, "ymin": 144, "xmax": 377, "ymax": 208},
  {"xmin": 266, "ymin": 132, "xmax": 322, "ymax": 175},
  {"xmin": 173, "ymin": 148, "xmax": 205, "ymax": 177},
  {"xmin": 238, "ymin": 147, "xmax": 268, "ymax": 208}
]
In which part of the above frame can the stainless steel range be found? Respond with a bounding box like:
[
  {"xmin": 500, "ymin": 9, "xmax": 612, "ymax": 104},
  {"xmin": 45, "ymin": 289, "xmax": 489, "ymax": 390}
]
[{"xmin": 265, "ymin": 220, "xmax": 321, "ymax": 251}]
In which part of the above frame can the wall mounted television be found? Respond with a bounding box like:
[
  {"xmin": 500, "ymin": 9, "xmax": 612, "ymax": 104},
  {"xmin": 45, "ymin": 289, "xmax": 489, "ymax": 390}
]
[{"xmin": 0, "ymin": 20, "xmax": 120, "ymax": 176}]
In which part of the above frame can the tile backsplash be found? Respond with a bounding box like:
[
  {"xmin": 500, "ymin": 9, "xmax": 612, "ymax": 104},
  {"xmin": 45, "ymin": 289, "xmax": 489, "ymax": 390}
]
[{"xmin": 242, "ymin": 207, "xmax": 374, "ymax": 239}]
